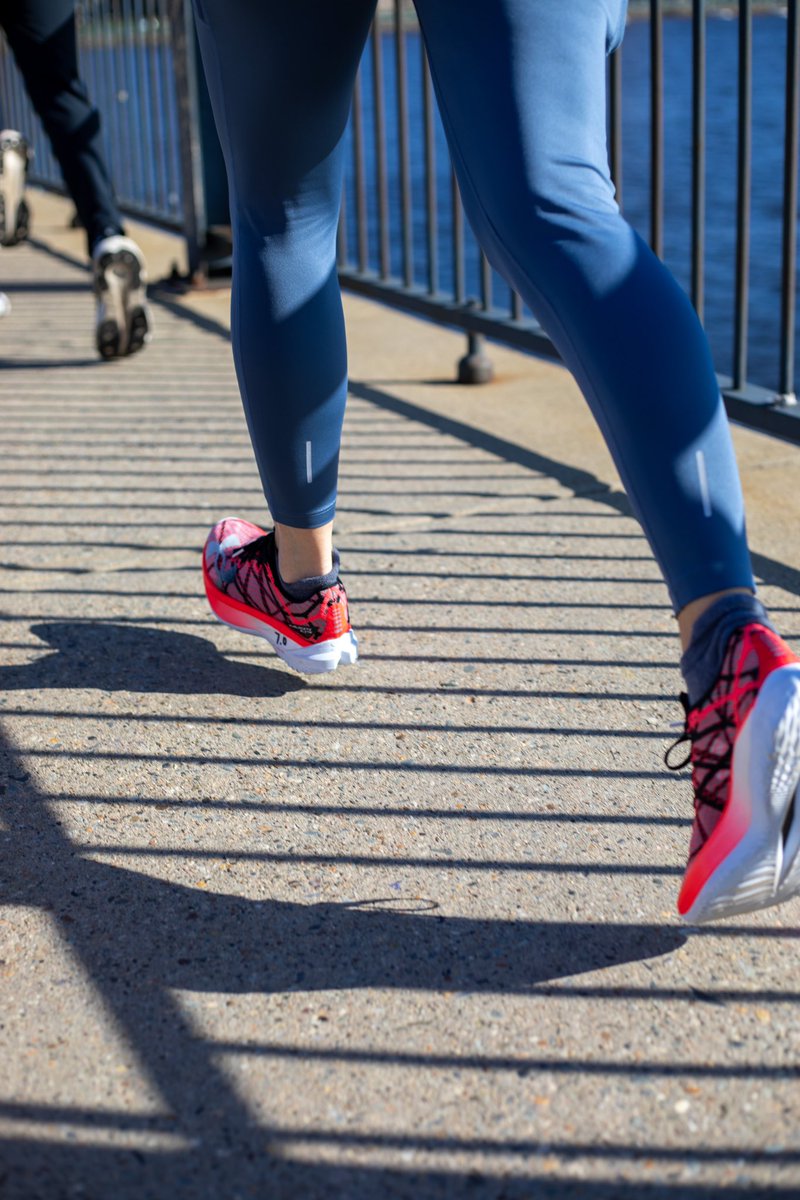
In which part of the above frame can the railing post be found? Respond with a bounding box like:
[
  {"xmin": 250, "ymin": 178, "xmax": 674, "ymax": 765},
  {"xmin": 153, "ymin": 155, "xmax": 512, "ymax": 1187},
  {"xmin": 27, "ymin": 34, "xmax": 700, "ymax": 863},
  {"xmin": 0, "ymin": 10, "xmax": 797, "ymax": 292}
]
[
  {"xmin": 457, "ymin": 331, "xmax": 494, "ymax": 385},
  {"xmin": 458, "ymin": 301, "xmax": 494, "ymax": 384},
  {"xmin": 169, "ymin": 0, "xmax": 206, "ymax": 277}
]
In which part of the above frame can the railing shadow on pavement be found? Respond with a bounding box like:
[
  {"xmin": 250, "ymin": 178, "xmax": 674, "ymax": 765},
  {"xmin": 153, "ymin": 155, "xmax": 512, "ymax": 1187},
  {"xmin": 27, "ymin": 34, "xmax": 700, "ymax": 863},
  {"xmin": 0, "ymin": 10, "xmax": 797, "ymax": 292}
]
[
  {"xmin": 144, "ymin": 288, "xmax": 800, "ymax": 602},
  {"xmin": 3, "ymin": 236, "xmax": 800, "ymax": 1199},
  {"xmin": 15, "ymin": 237, "xmax": 800, "ymax": 603}
]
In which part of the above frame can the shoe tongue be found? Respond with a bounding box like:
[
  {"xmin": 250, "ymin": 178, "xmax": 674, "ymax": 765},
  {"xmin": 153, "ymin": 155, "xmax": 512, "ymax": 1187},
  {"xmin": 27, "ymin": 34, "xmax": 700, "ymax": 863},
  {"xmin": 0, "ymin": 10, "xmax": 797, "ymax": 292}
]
[{"xmin": 235, "ymin": 533, "xmax": 273, "ymax": 564}]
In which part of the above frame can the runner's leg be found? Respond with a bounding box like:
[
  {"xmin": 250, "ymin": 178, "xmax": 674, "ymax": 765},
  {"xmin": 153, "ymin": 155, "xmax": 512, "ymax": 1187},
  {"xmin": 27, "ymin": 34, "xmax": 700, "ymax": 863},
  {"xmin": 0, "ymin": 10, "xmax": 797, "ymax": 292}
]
[
  {"xmin": 415, "ymin": 0, "xmax": 800, "ymax": 922},
  {"xmin": 192, "ymin": 0, "xmax": 377, "ymax": 557},
  {"xmin": 415, "ymin": 0, "xmax": 754, "ymax": 615}
]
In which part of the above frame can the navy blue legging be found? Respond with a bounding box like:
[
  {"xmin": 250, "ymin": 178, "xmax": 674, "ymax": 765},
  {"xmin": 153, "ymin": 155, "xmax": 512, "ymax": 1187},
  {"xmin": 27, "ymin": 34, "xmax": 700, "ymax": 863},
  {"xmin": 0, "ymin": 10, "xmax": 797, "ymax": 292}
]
[{"xmin": 192, "ymin": 0, "xmax": 755, "ymax": 611}]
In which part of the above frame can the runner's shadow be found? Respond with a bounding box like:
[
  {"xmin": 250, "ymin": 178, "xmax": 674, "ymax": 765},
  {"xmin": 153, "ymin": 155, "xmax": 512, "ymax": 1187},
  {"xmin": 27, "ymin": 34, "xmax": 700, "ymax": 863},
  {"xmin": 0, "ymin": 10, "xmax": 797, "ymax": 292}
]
[
  {"xmin": 0, "ymin": 845, "xmax": 685, "ymax": 1001},
  {"xmin": 1, "ymin": 621, "xmax": 303, "ymax": 698},
  {"xmin": 125, "ymin": 873, "xmax": 687, "ymax": 995}
]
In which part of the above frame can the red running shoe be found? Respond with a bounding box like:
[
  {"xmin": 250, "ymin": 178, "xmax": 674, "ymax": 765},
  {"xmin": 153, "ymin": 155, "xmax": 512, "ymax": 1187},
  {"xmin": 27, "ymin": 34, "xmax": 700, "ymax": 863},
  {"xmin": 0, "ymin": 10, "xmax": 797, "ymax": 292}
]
[
  {"xmin": 667, "ymin": 623, "xmax": 800, "ymax": 923},
  {"xmin": 203, "ymin": 518, "xmax": 358, "ymax": 675}
]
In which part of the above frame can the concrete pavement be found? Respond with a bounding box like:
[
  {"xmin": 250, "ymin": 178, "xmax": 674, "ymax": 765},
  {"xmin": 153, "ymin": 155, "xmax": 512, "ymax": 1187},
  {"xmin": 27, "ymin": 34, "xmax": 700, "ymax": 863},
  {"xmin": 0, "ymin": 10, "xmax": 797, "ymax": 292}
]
[{"xmin": 0, "ymin": 190, "xmax": 799, "ymax": 1199}]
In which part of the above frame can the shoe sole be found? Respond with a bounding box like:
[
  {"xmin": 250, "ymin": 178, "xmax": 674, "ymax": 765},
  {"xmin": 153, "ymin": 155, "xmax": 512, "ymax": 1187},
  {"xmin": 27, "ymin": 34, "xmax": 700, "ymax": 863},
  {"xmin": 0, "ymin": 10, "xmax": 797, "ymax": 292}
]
[
  {"xmin": 680, "ymin": 663, "xmax": 800, "ymax": 923},
  {"xmin": 202, "ymin": 557, "xmax": 358, "ymax": 676},
  {"xmin": 0, "ymin": 144, "xmax": 28, "ymax": 246},
  {"xmin": 95, "ymin": 248, "xmax": 150, "ymax": 359}
]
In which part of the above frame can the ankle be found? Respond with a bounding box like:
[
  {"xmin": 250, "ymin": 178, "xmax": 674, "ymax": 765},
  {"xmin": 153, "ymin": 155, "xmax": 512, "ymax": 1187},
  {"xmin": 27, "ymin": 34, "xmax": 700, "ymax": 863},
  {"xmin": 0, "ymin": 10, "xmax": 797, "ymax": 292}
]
[
  {"xmin": 274, "ymin": 521, "xmax": 333, "ymax": 584},
  {"xmin": 679, "ymin": 592, "xmax": 774, "ymax": 705},
  {"xmin": 677, "ymin": 588, "xmax": 754, "ymax": 653}
]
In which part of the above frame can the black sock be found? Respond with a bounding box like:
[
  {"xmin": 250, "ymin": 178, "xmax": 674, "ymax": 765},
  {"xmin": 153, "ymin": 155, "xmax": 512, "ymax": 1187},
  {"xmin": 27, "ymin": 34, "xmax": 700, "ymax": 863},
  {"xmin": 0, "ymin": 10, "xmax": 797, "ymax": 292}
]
[
  {"xmin": 680, "ymin": 593, "xmax": 774, "ymax": 706},
  {"xmin": 276, "ymin": 548, "xmax": 340, "ymax": 602}
]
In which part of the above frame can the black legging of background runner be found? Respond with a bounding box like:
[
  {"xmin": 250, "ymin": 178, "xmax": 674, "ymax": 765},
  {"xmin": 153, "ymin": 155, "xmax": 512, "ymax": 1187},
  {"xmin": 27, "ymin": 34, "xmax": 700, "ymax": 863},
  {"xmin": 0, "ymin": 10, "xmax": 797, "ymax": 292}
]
[{"xmin": 0, "ymin": 0, "xmax": 123, "ymax": 251}]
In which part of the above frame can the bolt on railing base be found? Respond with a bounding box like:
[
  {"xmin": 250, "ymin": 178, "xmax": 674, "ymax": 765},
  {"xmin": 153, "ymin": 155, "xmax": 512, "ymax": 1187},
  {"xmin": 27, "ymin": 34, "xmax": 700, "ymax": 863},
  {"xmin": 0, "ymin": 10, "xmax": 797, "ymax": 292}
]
[
  {"xmin": 774, "ymin": 391, "xmax": 798, "ymax": 408},
  {"xmin": 457, "ymin": 332, "xmax": 494, "ymax": 385}
]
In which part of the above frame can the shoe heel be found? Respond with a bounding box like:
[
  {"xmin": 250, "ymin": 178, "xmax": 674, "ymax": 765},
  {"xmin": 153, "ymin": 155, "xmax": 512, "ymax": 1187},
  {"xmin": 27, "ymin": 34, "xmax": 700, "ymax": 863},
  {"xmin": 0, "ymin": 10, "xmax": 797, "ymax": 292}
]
[{"xmin": 684, "ymin": 664, "xmax": 800, "ymax": 922}]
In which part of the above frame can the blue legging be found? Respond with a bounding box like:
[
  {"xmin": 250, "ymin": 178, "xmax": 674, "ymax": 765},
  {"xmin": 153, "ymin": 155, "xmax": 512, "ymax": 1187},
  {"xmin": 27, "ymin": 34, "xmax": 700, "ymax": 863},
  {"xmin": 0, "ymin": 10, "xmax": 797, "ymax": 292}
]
[{"xmin": 192, "ymin": 0, "xmax": 755, "ymax": 612}]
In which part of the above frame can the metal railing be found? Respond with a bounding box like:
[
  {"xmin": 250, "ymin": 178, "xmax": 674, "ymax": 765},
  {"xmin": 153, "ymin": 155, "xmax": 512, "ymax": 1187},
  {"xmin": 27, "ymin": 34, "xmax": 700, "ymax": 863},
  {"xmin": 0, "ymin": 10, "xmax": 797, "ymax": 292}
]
[
  {"xmin": 0, "ymin": 0, "xmax": 207, "ymax": 264},
  {"xmin": 338, "ymin": 0, "xmax": 800, "ymax": 440},
  {"xmin": 0, "ymin": 1, "xmax": 183, "ymax": 227},
  {"xmin": 0, "ymin": 1, "xmax": 798, "ymax": 440}
]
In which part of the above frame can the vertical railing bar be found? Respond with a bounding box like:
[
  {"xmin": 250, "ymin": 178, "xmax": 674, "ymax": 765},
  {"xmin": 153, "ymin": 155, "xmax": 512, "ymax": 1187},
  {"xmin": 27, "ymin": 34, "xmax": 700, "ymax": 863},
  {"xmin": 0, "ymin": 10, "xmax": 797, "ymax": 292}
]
[
  {"xmin": 480, "ymin": 251, "xmax": 492, "ymax": 313},
  {"xmin": 451, "ymin": 166, "xmax": 465, "ymax": 304},
  {"xmin": 122, "ymin": 0, "xmax": 140, "ymax": 204},
  {"xmin": 4, "ymin": 40, "xmax": 25, "ymax": 161},
  {"xmin": 168, "ymin": 0, "xmax": 205, "ymax": 274},
  {"xmin": 3, "ymin": 43, "xmax": 17, "ymax": 151},
  {"xmin": 394, "ymin": 0, "xmax": 413, "ymax": 288},
  {"xmin": 13, "ymin": 61, "xmax": 37, "ymax": 170},
  {"xmin": 779, "ymin": 0, "xmax": 800, "ymax": 402},
  {"xmin": 422, "ymin": 51, "xmax": 438, "ymax": 295},
  {"xmin": 0, "ymin": 39, "xmax": 8, "ymax": 124},
  {"xmin": 115, "ymin": 0, "xmax": 139, "ymax": 205},
  {"xmin": 125, "ymin": 0, "xmax": 146, "ymax": 205},
  {"xmin": 371, "ymin": 21, "xmax": 391, "ymax": 279},
  {"xmin": 691, "ymin": 0, "xmax": 706, "ymax": 319},
  {"xmin": 511, "ymin": 289, "xmax": 523, "ymax": 322},
  {"xmin": 141, "ymin": 0, "xmax": 160, "ymax": 210},
  {"xmin": 126, "ymin": 0, "xmax": 147, "ymax": 206},
  {"xmin": 0, "ymin": 38, "xmax": 9, "ymax": 128},
  {"xmin": 352, "ymin": 72, "xmax": 369, "ymax": 273},
  {"xmin": 132, "ymin": 0, "xmax": 157, "ymax": 210},
  {"xmin": 100, "ymin": 0, "xmax": 124, "ymax": 194},
  {"xmin": 650, "ymin": 0, "xmax": 664, "ymax": 257},
  {"xmin": 145, "ymin": 0, "xmax": 169, "ymax": 216},
  {"xmin": 608, "ymin": 37, "xmax": 623, "ymax": 209},
  {"xmin": 0, "ymin": 45, "xmax": 6, "ymax": 135},
  {"xmin": 733, "ymin": 0, "xmax": 753, "ymax": 391},
  {"xmin": 158, "ymin": 0, "xmax": 181, "ymax": 216}
]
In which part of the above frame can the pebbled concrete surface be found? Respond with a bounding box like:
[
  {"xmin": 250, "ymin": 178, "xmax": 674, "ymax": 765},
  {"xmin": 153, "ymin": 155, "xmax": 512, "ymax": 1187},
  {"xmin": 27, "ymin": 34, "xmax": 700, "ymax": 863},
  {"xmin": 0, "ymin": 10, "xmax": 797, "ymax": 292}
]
[{"xmin": 0, "ymin": 190, "xmax": 798, "ymax": 1199}]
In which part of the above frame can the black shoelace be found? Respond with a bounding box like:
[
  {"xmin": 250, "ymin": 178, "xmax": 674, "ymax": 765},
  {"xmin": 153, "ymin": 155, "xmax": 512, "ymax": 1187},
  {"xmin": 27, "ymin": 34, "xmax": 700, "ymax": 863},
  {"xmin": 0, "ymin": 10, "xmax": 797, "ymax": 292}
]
[
  {"xmin": 664, "ymin": 691, "xmax": 732, "ymax": 816},
  {"xmin": 232, "ymin": 534, "xmax": 272, "ymax": 565}
]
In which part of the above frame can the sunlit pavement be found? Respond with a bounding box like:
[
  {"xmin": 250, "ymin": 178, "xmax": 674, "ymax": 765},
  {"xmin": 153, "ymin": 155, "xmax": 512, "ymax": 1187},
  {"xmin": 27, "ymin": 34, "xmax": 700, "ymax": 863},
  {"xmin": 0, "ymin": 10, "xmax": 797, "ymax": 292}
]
[{"xmin": 1, "ymin": 189, "xmax": 798, "ymax": 1199}]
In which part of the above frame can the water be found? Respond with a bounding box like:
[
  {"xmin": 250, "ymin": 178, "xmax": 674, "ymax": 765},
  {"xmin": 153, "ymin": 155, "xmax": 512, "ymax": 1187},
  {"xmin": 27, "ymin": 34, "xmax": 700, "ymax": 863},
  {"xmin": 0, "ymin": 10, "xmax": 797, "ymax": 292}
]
[{"xmin": 342, "ymin": 14, "xmax": 799, "ymax": 394}]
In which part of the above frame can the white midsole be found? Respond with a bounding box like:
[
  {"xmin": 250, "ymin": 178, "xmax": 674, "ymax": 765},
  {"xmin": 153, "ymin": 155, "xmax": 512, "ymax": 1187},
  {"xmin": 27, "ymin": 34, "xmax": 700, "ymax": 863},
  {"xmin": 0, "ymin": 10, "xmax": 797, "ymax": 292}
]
[{"xmin": 210, "ymin": 607, "xmax": 358, "ymax": 676}]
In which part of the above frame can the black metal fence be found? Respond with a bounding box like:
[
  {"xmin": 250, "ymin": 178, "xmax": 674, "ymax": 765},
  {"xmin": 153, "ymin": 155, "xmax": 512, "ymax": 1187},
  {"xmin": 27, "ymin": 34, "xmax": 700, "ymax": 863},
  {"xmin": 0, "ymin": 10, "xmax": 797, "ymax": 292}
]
[
  {"xmin": 0, "ymin": 1, "xmax": 184, "ymax": 227},
  {"xmin": 338, "ymin": 0, "xmax": 800, "ymax": 440},
  {"xmin": 1, "ymin": 0, "xmax": 798, "ymax": 440},
  {"xmin": 0, "ymin": 0, "xmax": 208, "ymax": 259}
]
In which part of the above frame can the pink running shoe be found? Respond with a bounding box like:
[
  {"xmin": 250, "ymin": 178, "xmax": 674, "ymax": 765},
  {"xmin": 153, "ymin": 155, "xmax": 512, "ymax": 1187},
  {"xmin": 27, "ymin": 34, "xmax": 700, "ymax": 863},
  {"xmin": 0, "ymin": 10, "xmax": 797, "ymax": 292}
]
[
  {"xmin": 203, "ymin": 518, "xmax": 358, "ymax": 675},
  {"xmin": 667, "ymin": 623, "xmax": 800, "ymax": 923}
]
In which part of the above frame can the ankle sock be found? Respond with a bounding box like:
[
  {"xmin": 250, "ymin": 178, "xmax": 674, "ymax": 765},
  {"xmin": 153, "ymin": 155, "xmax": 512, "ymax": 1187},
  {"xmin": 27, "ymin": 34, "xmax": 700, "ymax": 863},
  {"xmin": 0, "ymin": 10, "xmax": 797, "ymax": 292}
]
[
  {"xmin": 680, "ymin": 593, "xmax": 775, "ymax": 706},
  {"xmin": 276, "ymin": 548, "xmax": 340, "ymax": 602}
]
